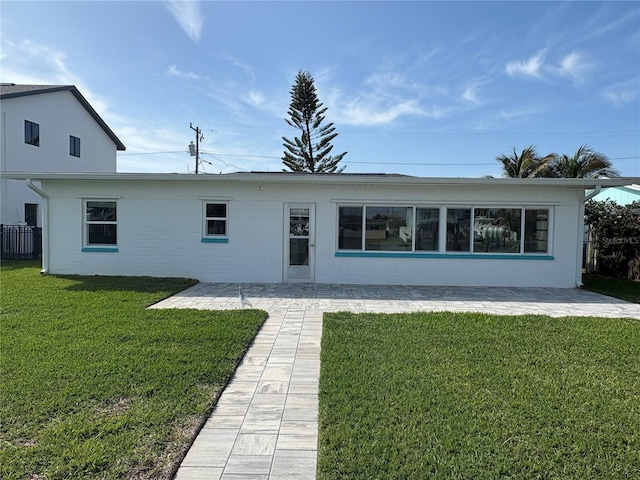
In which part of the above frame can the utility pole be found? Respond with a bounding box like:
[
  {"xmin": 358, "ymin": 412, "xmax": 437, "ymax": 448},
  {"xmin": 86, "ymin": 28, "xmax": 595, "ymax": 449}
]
[{"xmin": 189, "ymin": 123, "xmax": 203, "ymax": 174}]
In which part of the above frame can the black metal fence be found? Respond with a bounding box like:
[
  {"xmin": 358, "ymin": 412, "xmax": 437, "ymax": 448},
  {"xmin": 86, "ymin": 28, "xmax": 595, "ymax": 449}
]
[{"xmin": 1, "ymin": 224, "xmax": 42, "ymax": 260}]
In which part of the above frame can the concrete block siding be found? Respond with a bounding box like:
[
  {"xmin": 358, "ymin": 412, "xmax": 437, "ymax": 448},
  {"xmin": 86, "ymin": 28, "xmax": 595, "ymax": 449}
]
[{"xmin": 38, "ymin": 174, "xmax": 589, "ymax": 288}]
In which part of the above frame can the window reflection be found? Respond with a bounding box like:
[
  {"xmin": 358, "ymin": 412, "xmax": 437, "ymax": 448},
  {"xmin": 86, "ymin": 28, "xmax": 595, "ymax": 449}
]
[
  {"xmin": 447, "ymin": 208, "xmax": 471, "ymax": 251},
  {"xmin": 365, "ymin": 206, "xmax": 413, "ymax": 251},
  {"xmin": 473, "ymin": 208, "xmax": 521, "ymax": 253}
]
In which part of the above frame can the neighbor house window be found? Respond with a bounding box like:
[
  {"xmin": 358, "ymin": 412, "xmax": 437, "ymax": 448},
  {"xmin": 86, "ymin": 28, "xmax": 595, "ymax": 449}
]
[
  {"xmin": 204, "ymin": 202, "xmax": 227, "ymax": 236},
  {"xmin": 70, "ymin": 135, "xmax": 81, "ymax": 157},
  {"xmin": 85, "ymin": 201, "xmax": 117, "ymax": 246},
  {"xmin": 25, "ymin": 120, "xmax": 39, "ymax": 146},
  {"xmin": 25, "ymin": 203, "xmax": 38, "ymax": 227}
]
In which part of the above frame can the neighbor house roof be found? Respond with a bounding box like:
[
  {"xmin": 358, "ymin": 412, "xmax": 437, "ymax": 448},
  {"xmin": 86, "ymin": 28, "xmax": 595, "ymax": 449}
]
[
  {"xmin": 1, "ymin": 171, "xmax": 636, "ymax": 190},
  {"xmin": 0, "ymin": 83, "xmax": 126, "ymax": 151}
]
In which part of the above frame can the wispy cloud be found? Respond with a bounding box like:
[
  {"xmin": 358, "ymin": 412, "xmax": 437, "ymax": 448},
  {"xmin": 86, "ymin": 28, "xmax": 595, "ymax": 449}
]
[
  {"xmin": 167, "ymin": 64, "xmax": 201, "ymax": 80},
  {"xmin": 339, "ymin": 98, "xmax": 424, "ymax": 126},
  {"xmin": 552, "ymin": 52, "xmax": 590, "ymax": 82},
  {"xmin": 165, "ymin": 0, "xmax": 203, "ymax": 43},
  {"xmin": 216, "ymin": 53, "xmax": 255, "ymax": 83},
  {"xmin": 506, "ymin": 49, "xmax": 591, "ymax": 83},
  {"xmin": 505, "ymin": 49, "xmax": 547, "ymax": 79},
  {"xmin": 603, "ymin": 80, "xmax": 639, "ymax": 107},
  {"xmin": 0, "ymin": 39, "xmax": 110, "ymax": 114}
]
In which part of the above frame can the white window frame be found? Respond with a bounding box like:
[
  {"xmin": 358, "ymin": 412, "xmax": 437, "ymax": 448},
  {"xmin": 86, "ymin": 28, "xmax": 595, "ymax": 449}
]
[
  {"xmin": 336, "ymin": 203, "xmax": 553, "ymax": 256},
  {"xmin": 83, "ymin": 199, "xmax": 118, "ymax": 248},
  {"xmin": 202, "ymin": 201, "xmax": 229, "ymax": 238}
]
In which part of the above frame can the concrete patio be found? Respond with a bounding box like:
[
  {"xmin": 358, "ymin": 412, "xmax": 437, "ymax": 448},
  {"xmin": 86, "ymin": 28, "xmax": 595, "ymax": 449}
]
[{"xmin": 149, "ymin": 283, "xmax": 640, "ymax": 480}]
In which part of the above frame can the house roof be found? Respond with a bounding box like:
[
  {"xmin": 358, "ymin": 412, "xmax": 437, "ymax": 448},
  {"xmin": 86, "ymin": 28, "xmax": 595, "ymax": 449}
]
[
  {"xmin": 1, "ymin": 171, "xmax": 637, "ymax": 190},
  {"xmin": 0, "ymin": 83, "xmax": 126, "ymax": 151}
]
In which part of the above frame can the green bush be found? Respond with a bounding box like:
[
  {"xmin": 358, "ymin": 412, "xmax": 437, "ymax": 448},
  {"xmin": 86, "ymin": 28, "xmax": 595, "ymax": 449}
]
[{"xmin": 585, "ymin": 200, "xmax": 640, "ymax": 279}]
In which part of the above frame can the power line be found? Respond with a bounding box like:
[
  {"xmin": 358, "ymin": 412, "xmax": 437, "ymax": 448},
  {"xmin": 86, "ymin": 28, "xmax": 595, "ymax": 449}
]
[{"xmin": 118, "ymin": 150, "xmax": 639, "ymax": 163}]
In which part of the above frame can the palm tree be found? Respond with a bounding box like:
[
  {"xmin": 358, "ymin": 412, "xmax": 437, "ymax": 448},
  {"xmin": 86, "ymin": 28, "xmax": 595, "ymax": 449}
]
[
  {"xmin": 549, "ymin": 145, "xmax": 619, "ymax": 178},
  {"xmin": 496, "ymin": 146, "xmax": 554, "ymax": 178}
]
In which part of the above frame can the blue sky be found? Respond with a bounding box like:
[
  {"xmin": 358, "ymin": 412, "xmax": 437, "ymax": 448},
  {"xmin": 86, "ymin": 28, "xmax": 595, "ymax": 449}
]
[{"xmin": 1, "ymin": 1, "xmax": 639, "ymax": 177}]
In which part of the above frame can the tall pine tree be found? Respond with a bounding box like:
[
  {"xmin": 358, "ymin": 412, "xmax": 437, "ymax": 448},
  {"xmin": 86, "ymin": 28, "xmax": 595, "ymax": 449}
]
[{"xmin": 282, "ymin": 70, "xmax": 347, "ymax": 173}]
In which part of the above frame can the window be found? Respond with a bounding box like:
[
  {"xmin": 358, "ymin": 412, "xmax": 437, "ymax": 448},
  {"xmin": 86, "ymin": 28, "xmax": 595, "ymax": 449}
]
[
  {"xmin": 524, "ymin": 209, "xmax": 548, "ymax": 253},
  {"xmin": 446, "ymin": 208, "xmax": 471, "ymax": 252},
  {"xmin": 338, "ymin": 207, "xmax": 362, "ymax": 250},
  {"xmin": 338, "ymin": 205, "xmax": 435, "ymax": 252},
  {"xmin": 473, "ymin": 208, "xmax": 522, "ymax": 253},
  {"xmin": 416, "ymin": 208, "xmax": 439, "ymax": 251},
  {"xmin": 85, "ymin": 201, "xmax": 117, "ymax": 246},
  {"xmin": 25, "ymin": 204, "xmax": 38, "ymax": 227},
  {"xmin": 70, "ymin": 136, "xmax": 81, "ymax": 157},
  {"xmin": 337, "ymin": 204, "xmax": 550, "ymax": 256},
  {"xmin": 25, "ymin": 120, "xmax": 39, "ymax": 146},
  {"xmin": 365, "ymin": 206, "xmax": 413, "ymax": 251},
  {"xmin": 204, "ymin": 202, "xmax": 227, "ymax": 236}
]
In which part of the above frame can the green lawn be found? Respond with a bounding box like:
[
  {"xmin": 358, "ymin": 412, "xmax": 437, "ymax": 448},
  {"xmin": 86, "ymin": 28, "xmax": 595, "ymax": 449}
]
[
  {"xmin": 319, "ymin": 312, "xmax": 640, "ymax": 480},
  {"xmin": 583, "ymin": 274, "xmax": 640, "ymax": 303},
  {"xmin": 0, "ymin": 261, "xmax": 267, "ymax": 479}
]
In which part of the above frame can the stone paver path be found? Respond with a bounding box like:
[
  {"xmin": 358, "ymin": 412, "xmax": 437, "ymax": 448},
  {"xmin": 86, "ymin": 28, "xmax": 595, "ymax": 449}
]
[{"xmin": 150, "ymin": 283, "xmax": 640, "ymax": 480}]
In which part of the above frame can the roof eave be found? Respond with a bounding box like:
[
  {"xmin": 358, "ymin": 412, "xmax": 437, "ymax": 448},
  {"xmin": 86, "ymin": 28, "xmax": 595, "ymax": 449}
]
[{"xmin": 1, "ymin": 172, "xmax": 637, "ymax": 189}]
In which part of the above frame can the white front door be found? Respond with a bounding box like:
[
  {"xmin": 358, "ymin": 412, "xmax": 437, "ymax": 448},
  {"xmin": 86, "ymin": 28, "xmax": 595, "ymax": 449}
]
[{"xmin": 284, "ymin": 203, "xmax": 315, "ymax": 283}]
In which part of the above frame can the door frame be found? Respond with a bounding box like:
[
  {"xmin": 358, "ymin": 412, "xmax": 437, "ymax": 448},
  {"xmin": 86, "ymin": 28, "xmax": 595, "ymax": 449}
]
[{"xmin": 283, "ymin": 202, "xmax": 316, "ymax": 283}]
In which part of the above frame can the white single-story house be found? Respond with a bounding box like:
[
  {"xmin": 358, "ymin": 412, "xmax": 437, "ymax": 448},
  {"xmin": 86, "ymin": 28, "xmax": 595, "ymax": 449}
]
[{"xmin": 3, "ymin": 172, "xmax": 634, "ymax": 288}]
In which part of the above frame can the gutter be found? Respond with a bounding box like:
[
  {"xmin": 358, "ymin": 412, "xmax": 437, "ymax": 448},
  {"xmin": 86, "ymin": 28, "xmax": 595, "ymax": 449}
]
[
  {"xmin": 576, "ymin": 185, "xmax": 601, "ymax": 288},
  {"xmin": 25, "ymin": 179, "xmax": 49, "ymax": 274}
]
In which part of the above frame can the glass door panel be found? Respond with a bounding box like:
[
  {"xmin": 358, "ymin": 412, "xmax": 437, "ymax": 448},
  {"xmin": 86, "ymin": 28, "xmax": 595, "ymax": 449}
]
[{"xmin": 285, "ymin": 204, "xmax": 315, "ymax": 282}]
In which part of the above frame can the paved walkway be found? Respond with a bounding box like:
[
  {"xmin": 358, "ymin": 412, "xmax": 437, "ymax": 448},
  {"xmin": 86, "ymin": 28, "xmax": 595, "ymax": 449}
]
[{"xmin": 150, "ymin": 284, "xmax": 640, "ymax": 480}]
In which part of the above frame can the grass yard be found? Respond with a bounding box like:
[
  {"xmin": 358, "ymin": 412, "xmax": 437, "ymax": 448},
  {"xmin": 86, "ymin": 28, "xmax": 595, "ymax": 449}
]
[
  {"xmin": 319, "ymin": 312, "xmax": 640, "ymax": 480},
  {"xmin": 0, "ymin": 261, "xmax": 267, "ymax": 479},
  {"xmin": 583, "ymin": 274, "xmax": 640, "ymax": 304}
]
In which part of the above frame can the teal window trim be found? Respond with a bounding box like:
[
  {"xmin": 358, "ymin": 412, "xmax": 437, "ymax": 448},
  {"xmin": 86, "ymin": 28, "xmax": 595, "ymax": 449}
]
[
  {"xmin": 82, "ymin": 247, "xmax": 119, "ymax": 253},
  {"xmin": 201, "ymin": 237, "xmax": 229, "ymax": 244},
  {"xmin": 335, "ymin": 251, "xmax": 553, "ymax": 260}
]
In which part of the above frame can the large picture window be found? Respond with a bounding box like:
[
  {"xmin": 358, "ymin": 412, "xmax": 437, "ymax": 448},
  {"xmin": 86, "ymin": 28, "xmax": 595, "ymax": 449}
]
[
  {"xmin": 338, "ymin": 204, "xmax": 550, "ymax": 256},
  {"xmin": 85, "ymin": 201, "xmax": 117, "ymax": 246}
]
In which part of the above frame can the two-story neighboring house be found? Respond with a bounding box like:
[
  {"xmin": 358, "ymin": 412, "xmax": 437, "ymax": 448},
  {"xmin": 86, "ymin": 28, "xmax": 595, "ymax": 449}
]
[{"xmin": 0, "ymin": 84, "xmax": 125, "ymax": 227}]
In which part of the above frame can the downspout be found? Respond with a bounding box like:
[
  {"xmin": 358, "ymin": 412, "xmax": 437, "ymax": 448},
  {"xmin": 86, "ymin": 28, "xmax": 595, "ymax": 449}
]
[
  {"xmin": 576, "ymin": 185, "xmax": 601, "ymax": 288},
  {"xmin": 25, "ymin": 179, "xmax": 49, "ymax": 274}
]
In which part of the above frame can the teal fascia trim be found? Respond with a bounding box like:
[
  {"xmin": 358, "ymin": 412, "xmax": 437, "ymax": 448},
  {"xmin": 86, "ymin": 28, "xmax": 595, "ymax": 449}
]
[
  {"xmin": 201, "ymin": 237, "xmax": 229, "ymax": 244},
  {"xmin": 335, "ymin": 251, "xmax": 554, "ymax": 260},
  {"xmin": 82, "ymin": 247, "xmax": 119, "ymax": 253}
]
